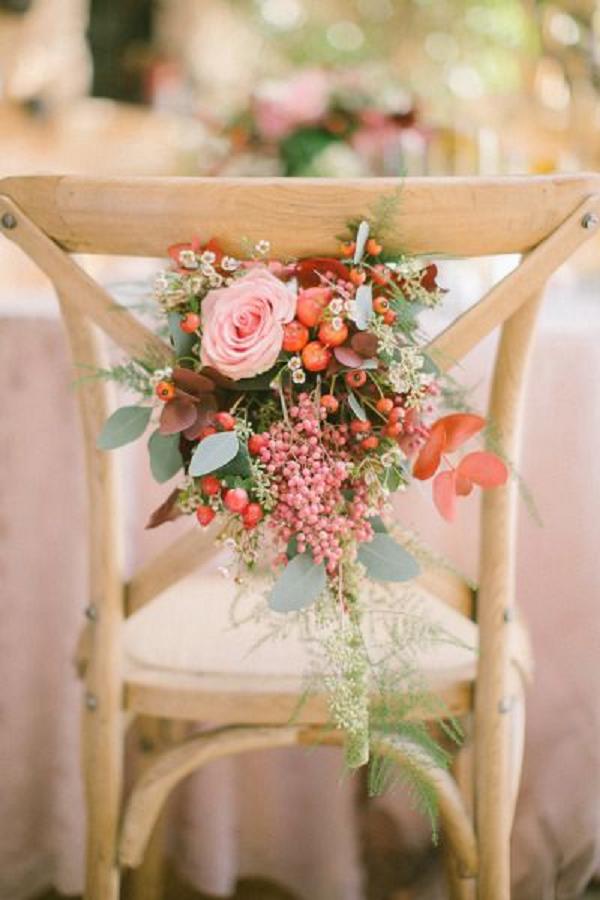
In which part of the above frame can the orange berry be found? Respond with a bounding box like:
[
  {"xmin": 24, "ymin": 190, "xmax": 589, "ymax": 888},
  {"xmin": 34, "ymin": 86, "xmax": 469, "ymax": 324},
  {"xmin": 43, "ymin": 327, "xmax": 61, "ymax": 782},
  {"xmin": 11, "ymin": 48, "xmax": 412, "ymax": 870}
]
[
  {"xmin": 180, "ymin": 312, "xmax": 201, "ymax": 333},
  {"xmin": 349, "ymin": 268, "xmax": 366, "ymax": 286},
  {"xmin": 318, "ymin": 320, "xmax": 349, "ymax": 347},
  {"xmin": 388, "ymin": 407, "xmax": 403, "ymax": 423},
  {"xmin": 320, "ymin": 394, "xmax": 339, "ymax": 414},
  {"xmin": 384, "ymin": 422, "xmax": 402, "ymax": 437},
  {"xmin": 373, "ymin": 296, "xmax": 390, "ymax": 315},
  {"xmin": 361, "ymin": 435, "xmax": 379, "ymax": 450},
  {"xmin": 155, "ymin": 380, "xmax": 175, "ymax": 402},
  {"xmin": 301, "ymin": 341, "xmax": 332, "ymax": 373},
  {"xmin": 366, "ymin": 238, "xmax": 382, "ymax": 256},
  {"xmin": 340, "ymin": 241, "xmax": 356, "ymax": 258},
  {"xmin": 376, "ymin": 397, "xmax": 394, "ymax": 415},
  {"xmin": 350, "ymin": 419, "xmax": 371, "ymax": 434},
  {"xmin": 383, "ymin": 310, "xmax": 397, "ymax": 325},
  {"xmin": 345, "ymin": 370, "xmax": 367, "ymax": 389},
  {"xmin": 282, "ymin": 319, "xmax": 310, "ymax": 352},
  {"xmin": 296, "ymin": 294, "xmax": 325, "ymax": 328}
]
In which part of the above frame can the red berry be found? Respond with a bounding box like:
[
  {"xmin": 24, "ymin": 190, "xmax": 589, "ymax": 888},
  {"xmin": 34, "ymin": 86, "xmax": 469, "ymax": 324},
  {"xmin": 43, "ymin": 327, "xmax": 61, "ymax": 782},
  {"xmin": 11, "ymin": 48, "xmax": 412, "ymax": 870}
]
[
  {"xmin": 296, "ymin": 291, "xmax": 327, "ymax": 328},
  {"xmin": 200, "ymin": 474, "xmax": 221, "ymax": 496},
  {"xmin": 282, "ymin": 319, "xmax": 310, "ymax": 353},
  {"xmin": 366, "ymin": 238, "xmax": 382, "ymax": 256},
  {"xmin": 248, "ymin": 434, "xmax": 267, "ymax": 455},
  {"xmin": 372, "ymin": 264, "xmax": 391, "ymax": 286},
  {"xmin": 199, "ymin": 425, "xmax": 217, "ymax": 439},
  {"xmin": 196, "ymin": 505, "xmax": 215, "ymax": 527},
  {"xmin": 320, "ymin": 394, "xmax": 339, "ymax": 414},
  {"xmin": 242, "ymin": 502, "xmax": 264, "ymax": 528},
  {"xmin": 214, "ymin": 411, "xmax": 236, "ymax": 431},
  {"xmin": 373, "ymin": 296, "xmax": 390, "ymax": 315},
  {"xmin": 383, "ymin": 310, "xmax": 397, "ymax": 325},
  {"xmin": 180, "ymin": 312, "xmax": 201, "ymax": 333},
  {"xmin": 318, "ymin": 320, "xmax": 349, "ymax": 347},
  {"xmin": 388, "ymin": 407, "xmax": 403, "ymax": 423},
  {"xmin": 155, "ymin": 380, "xmax": 175, "ymax": 402},
  {"xmin": 362, "ymin": 436, "xmax": 379, "ymax": 450},
  {"xmin": 384, "ymin": 422, "xmax": 402, "ymax": 437},
  {"xmin": 345, "ymin": 370, "xmax": 367, "ymax": 389},
  {"xmin": 224, "ymin": 487, "xmax": 249, "ymax": 513},
  {"xmin": 302, "ymin": 341, "xmax": 332, "ymax": 373},
  {"xmin": 350, "ymin": 419, "xmax": 371, "ymax": 434},
  {"xmin": 349, "ymin": 268, "xmax": 366, "ymax": 286},
  {"xmin": 376, "ymin": 397, "xmax": 394, "ymax": 415}
]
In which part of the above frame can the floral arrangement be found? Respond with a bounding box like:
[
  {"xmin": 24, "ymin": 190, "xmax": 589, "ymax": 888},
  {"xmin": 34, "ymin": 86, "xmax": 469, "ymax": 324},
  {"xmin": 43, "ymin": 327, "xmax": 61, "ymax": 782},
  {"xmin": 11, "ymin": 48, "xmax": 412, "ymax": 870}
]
[
  {"xmin": 97, "ymin": 215, "xmax": 506, "ymax": 801},
  {"xmin": 223, "ymin": 67, "xmax": 428, "ymax": 177}
]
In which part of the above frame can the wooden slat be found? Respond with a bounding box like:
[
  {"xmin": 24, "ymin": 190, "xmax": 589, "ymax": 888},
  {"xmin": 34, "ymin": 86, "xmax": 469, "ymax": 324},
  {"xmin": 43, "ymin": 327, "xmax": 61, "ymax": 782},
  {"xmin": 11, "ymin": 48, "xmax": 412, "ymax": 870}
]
[{"xmin": 2, "ymin": 173, "xmax": 600, "ymax": 258}]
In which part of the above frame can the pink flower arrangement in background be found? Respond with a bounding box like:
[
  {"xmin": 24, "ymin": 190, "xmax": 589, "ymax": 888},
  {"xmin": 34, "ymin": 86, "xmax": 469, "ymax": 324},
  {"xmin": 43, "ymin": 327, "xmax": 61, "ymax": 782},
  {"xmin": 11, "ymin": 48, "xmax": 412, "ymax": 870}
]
[{"xmin": 253, "ymin": 68, "xmax": 330, "ymax": 141}]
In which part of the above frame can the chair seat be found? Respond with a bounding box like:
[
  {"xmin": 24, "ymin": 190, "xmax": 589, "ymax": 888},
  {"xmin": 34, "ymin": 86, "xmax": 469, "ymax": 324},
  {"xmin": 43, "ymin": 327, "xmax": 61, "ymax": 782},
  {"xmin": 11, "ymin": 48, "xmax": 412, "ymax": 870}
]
[{"xmin": 123, "ymin": 548, "xmax": 483, "ymax": 689}]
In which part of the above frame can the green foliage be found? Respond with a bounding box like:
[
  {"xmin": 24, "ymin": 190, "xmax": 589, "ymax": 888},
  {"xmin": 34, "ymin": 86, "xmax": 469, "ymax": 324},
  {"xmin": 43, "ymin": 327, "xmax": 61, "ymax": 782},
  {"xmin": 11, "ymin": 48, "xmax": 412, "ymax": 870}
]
[
  {"xmin": 279, "ymin": 127, "xmax": 340, "ymax": 176},
  {"xmin": 75, "ymin": 360, "xmax": 153, "ymax": 398},
  {"xmin": 189, "ymin": 431, "xmax": 239, "ymax": 476},
  {"xmin": 96, "ymin": 405, "xmax": 152, "ymax": 450},
  {"xmin": 357, "ymin": 534, "xmax": 420, "ymax": 582},
  {"xmin": 167, "ymin": 312, "xmax": 196, "ymax": 359},
  {"xmin": 269, "ymin": 553, "xmax": 327, "ymax": 612},
  {"xmin": 148, "ymin": 430, "xmax": 183, "ymax": 483}
]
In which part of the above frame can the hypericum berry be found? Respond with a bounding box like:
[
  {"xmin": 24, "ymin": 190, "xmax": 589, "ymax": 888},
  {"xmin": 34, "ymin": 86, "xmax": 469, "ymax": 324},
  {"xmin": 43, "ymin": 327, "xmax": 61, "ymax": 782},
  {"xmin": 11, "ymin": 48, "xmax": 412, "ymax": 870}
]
[
  {"xmin": 383, "ymin": 310, "xmax": 397, "ymax": 325},
  {"xmin": 302, "ymin": 341, "xmax": 332, "ymax": 373},
  {"xmin": 224, "ymin": 487, "xmax": 249, "ymax": 513},
  {"xmin": 248, "ymin": 434, "xmax": 267, "ymax": 455},
  {"xmin": 373, "ymin": 296, "xmax": 390, "ymax": 315},
  {"xmin": 199, "ymin": 425, "xmax": 217, "ymax": 439},
  {"xmin": 366, "ymin": 238, "xmax": 382, "ymax": 256},
  {"xmin": 200, "ymin": 474, "xmax": 221, "ymax": 496},
  {"xmin": 376, "ymin": 397, "xmax": 394, "ymax": 415},
  {"xmin": 349, "ymin": 268, "xmax": 366, "ymax": 286},
  {"xmin": 214, "ymin": 411, "xmax": 236, "ymax": 431},
  {"xmin": 361, "ymin": 435, "xmax": 379, "ymax": 450},
  {"xmin": 180, "ymin": 312, "xmax": 201, "ymax": 333},
  {"xmin": 296, "ymin": 292, "xmax": 326, "ymax": 328},
  {"xmin": 196, "ymin": 505, "xmax": 216, "ymax": 527},
  {"xmin": 318, "ymin": 320, "xmax": 349, "ymax": 347},
  {"xmin": 372, "ymin": 264, "xmax": 391, "ymax": 286},
  {"xmin": 320, "ymin": 394, "xmax": 339, "ymax": 414},
  {"xmin": 282, "ymin": 320, "xmax": 310, "ymax": 352},
  {"xmin": 350, "ymin": 419, "xmax": 371, "ymax": 434},
  {"xmin": 340, "ymin": 241, "xmax": 355, "ymax": 258},
  {"xmin": 388, "ymin": 407, "xmax": 403, "ymax": 423},
  {"xmin": 242, "ymin": 502, "xmax": 264, "ymax": 528},
  {"xmin": 345, "ymin": 370, "xmax": 367, "ymax": 389},
  {"xmin": 155, "ymin": 380, "xmax": 175, "ymax": 402},
  {"xmin": 384, "ymin": 422, "xmax": 403, "ymax": 438}
]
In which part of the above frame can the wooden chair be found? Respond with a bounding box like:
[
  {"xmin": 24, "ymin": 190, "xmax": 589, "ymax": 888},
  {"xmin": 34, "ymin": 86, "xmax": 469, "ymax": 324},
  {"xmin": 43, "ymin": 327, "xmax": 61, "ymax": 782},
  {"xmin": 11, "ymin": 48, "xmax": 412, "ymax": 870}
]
[{"xmin": 1, "ymin": 173, "xmax": 598, "ymax": 900}]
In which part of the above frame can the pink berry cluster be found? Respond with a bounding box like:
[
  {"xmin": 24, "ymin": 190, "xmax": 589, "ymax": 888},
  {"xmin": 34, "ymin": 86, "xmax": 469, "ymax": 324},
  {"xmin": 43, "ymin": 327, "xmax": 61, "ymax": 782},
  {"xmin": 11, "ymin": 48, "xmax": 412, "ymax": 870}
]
[{"xmin": 257, "ymin": 393, "xmax": 376, "ymax": 575}]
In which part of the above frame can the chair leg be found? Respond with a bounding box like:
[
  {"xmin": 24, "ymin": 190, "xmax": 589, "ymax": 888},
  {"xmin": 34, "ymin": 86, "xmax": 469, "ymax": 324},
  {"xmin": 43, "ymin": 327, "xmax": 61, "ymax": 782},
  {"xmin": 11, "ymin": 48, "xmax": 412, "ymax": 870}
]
[
  {"xmin": 474, "ymin": 704, "xmax": 512, "ymax": 900},
  {"xmin": 445, "ymin": 723, "xmax": 476, "ymax": 900},
  {"xmin": 82, "ymin": 695, "xmax": 123, "ymax": 900}
]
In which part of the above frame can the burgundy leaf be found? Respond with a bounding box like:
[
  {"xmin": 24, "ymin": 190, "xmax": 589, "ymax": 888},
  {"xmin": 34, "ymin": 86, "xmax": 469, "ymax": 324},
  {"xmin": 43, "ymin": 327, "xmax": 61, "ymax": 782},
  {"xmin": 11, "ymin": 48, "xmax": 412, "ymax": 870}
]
[
  {"xmin": 351, "ymin": 332, "xmax": 379, "ymax": 358},
  {"xmin": 159, "ymin": 397, "xmax": 198, "ymax": 435},
  {"xmin": 334, "ymin": 346, "xmax": 364, "ymax": 368},
  {"xmin": 183, "ymin": 399, "xmax": 218, "ymax": 440},
  {"xmin": 173, "ymin": 366, "xmax": 215, "ymax": 396},
  {"xmin": 145, "ymin": 488, "xmax": 183, "ymax": 529},
  {"xmin": 296, "ymin": 257, "xmax": 349, "ymax": 288}
]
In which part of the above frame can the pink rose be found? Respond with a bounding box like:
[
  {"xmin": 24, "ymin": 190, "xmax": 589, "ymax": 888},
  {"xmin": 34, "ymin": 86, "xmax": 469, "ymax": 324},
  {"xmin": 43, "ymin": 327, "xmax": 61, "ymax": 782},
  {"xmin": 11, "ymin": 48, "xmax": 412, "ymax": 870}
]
[{"xmin": 200, "ymin": 268, "xmax": 296, "ymax": 380}]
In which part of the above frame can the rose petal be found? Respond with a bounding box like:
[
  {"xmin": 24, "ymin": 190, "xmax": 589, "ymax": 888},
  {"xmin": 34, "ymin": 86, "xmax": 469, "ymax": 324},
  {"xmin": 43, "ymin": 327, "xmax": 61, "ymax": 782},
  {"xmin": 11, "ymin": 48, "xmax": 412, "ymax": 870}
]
[
  {"xmin": 159, "ymin": 398, "xmax": 198, "ymax": 435},
  {"xmin": 412, "ymin": 421, "xmax": 447, "ymax": 480},
  {"xmin": 438, "ymin": 413, "xmax": 486, "ymax": 453},
  {"xmin": 457, "ymin": 451, "xmax": 508, "ymax": 488},
  {"xmin": 433, "ymin": 470, "xmax": 457, "ymax": 521}
]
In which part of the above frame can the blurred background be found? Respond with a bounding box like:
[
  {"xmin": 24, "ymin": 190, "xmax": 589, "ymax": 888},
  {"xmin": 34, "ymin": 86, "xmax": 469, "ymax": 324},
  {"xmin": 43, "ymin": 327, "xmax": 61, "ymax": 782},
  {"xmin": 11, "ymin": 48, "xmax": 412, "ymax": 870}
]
[{"xmin": 2, "ymin": 3, "xmax": 600, "ymax": 900}]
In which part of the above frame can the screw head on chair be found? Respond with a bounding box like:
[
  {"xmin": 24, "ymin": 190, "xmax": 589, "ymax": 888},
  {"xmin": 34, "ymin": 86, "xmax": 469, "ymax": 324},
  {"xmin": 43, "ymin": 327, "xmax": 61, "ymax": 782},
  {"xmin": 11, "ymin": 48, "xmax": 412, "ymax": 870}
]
[
  {"xmin": 84, "ymin": 604, "xmax": 98, "ymax": 622},
  {"xmin": 85, "ymin": 692, "xmax": 98, "ymax": 711},
  {"xmin": 1, "ymin": 213, "xmax": 17, "ymax": 230},
  {"xmin": 581, "ymin": 212, "xmax": 599, "ymax": 231}
]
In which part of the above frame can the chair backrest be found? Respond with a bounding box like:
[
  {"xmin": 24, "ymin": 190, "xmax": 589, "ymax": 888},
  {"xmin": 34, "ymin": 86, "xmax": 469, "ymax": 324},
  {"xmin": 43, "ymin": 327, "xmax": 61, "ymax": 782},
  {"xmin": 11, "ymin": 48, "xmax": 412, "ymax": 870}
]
[{"xmin": 1, "ymin": 173, "xmax": 598, "ymax": 628}]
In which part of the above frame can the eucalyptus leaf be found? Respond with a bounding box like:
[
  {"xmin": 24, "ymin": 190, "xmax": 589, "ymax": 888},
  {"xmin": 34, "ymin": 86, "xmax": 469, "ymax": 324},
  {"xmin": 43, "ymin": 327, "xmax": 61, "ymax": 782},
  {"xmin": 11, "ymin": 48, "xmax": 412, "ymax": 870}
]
[
  {"xmin": 354, "ymin": 283, "xmax": 373, "ymax": 330},
  {"xmin": 217, "ymin": 445, "xmax": 251, "ymax": 477},
  {"xmin": 358, "ymin": 534, "xmax": 420, "ymax": 583},
  {"xmin": 353, "ymin": 220, "xmax": 370, "ymax": 265},
  {"xmin": 97, "ymin": 405, "xmax": 152, "ymax": 450},
  {"xmin": 269, "ymin": 553, "xmax": 327, "ymax": 613},
  {"xmin": 189, "ymin": 431, "xmax": 239, "ymax": 476},
  {"xmin": 148, "ymin": 430, "xmax": 183, "ymax": 483},
  {"xmin": 168, "ymin": 312, "xmax": 196, "ymax": 359},
  {"xmin": 348, "ymin": 391, "xmax": 367, "ymax": 421},
  {"xmin": 369, "ymin": 515, "xmax": 388, "ymax": 534}
]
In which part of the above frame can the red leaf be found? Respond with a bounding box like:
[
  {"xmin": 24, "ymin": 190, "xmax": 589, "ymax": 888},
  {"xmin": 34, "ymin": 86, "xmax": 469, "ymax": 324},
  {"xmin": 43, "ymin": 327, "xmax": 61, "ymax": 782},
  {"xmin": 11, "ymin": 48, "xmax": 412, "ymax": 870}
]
[
  {"xmin": 420, "ymin": 263, "xmax": 439, "ymax": 292},
  {"xmin": 350, "ymin": 332, "xmax": 379, "ymax": 358},
  {"xmin": 458, "ymin": 451, "xmax": 508, "ymax": 489},
  {"xmin": 455, "ymin": 471, "xmax": 474, "ymax": 496},
  {"xmin": 438, "ymin": 413, "xmax": 486, "ymax": 453},
  {"xmin": 296, "ymin": 257, "xmax": 349, "ymax": 288},
  {"xmin": 159, "ymin": 398, "xmax": 198, "ymax": 435},
  {"xmin": 412, "ymin": 421, "xmax": 446, "ymax": 480},
  {"xmin": 145, "ymin": 488, "xmax": 182, "ymax": 529},
  {"xmin": 433, "ymin": 470, "xmax": 457, "ymax": 521},
  {"xmin": 173, "ymin": 366, "xmax": 215, "ymax": 396}
]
